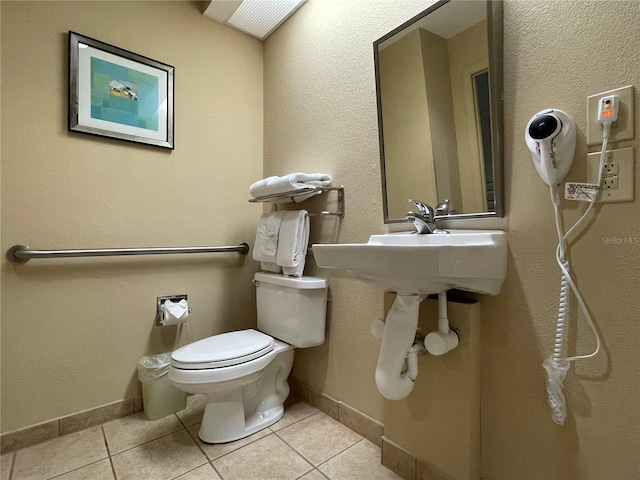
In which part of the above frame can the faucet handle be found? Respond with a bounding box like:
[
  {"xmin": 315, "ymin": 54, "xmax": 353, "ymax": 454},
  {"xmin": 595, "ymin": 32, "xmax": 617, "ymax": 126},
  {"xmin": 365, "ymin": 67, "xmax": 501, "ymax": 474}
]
[
  {"xmin": 435, "ymin": 199, "xmax": 451, "ymax": 216},
  {"xmin": 408, "ymin": 199, "xmax": 434, "ymax": 220}
]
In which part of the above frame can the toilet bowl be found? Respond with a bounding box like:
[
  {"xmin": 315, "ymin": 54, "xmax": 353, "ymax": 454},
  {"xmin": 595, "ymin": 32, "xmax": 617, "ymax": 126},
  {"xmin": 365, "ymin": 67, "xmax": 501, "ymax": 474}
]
[{"xmin": 168, "ymin": 273, "xmax": 327, "ymax": 444}]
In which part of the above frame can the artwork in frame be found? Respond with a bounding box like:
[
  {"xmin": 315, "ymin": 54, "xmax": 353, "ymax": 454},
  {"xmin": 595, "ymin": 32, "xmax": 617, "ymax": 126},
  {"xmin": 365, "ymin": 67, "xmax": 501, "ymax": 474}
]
[{"xmin": 68, "ymin": 31, "xmax": 175, "ymax": 149}]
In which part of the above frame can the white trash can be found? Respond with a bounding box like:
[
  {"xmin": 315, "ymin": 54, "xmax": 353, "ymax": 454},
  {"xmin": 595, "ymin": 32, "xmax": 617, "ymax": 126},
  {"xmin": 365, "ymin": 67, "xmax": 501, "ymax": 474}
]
[{"xmin": 138, "ymin": 353, "xmax": 187, "ymax": 421}]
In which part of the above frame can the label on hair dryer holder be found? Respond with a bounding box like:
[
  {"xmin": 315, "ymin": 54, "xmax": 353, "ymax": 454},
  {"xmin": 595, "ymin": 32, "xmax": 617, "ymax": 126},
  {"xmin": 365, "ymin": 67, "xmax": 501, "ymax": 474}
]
[{"xmin": 565, "ymin": 182, "xmax": 599, "ymax": 202}]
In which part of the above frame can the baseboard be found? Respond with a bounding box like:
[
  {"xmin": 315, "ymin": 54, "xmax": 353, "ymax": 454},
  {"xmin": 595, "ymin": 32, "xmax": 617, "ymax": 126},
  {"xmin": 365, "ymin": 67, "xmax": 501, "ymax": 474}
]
[
  {"xmin": 288, "ymin": 376, "xmax": 384, "ymax": 448},
  {"xmin": 382, "ymin": 436, "xmax": 417, "ymax": 480},
  {"xmin": 0, "ymin": 397, "xmax": 142, "ymax": 454}
]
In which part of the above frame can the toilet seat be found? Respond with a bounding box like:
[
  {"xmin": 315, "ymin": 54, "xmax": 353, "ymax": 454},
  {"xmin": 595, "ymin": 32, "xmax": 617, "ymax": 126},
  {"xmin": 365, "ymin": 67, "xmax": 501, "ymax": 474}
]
[{"xmin": 171, "ymin": 329, "xmax": 274, "ymax": 370}]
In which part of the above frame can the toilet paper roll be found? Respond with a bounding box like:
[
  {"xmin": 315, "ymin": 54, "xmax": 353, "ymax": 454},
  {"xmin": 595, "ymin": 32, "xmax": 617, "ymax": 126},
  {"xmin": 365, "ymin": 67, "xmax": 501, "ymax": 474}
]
[{"xmin": 160, "ymin": 299, "xmax": 189, "ymax": 326}]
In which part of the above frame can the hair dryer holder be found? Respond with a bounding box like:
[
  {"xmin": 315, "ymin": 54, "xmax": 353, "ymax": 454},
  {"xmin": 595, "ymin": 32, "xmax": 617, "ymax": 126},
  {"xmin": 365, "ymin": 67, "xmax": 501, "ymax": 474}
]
[{"xmin": 525, "ymin": 109, "xmax": 576, "ymax": 186}]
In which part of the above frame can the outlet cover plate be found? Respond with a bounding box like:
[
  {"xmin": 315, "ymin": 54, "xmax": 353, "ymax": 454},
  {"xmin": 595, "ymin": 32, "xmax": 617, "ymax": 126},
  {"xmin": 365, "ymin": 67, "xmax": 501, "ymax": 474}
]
[
  {"xmin": 587, "ymin": 147, "xmax": 635, "ymax": 202},
  {"xmin": 587, "ymin": 85, "xmax": 635, "ymax": 146}
]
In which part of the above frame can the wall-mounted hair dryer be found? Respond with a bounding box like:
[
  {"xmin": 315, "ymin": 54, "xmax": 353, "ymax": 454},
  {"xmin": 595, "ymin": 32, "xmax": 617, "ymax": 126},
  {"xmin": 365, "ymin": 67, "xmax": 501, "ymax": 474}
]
[
  {"xmin": 525, "ymin": 109, "xmax": 576, "ymax": 186},
  {"xmin": 525, "ymin": 107, "xmax": 603, "ymax": 426}
]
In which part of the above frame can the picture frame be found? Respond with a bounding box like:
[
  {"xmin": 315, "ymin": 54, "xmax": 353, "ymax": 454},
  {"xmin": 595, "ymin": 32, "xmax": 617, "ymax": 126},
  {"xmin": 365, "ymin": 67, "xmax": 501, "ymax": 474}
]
[{"xmin": 68, "ymin": 31, "xmax": 175, "ymax": 149}]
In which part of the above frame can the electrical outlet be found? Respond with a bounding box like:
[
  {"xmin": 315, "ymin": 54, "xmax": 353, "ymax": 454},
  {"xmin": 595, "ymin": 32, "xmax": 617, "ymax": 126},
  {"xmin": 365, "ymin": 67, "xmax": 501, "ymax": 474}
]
[
  {"xmin": 603, "ymin": 162, "xmax": 618, "ymax": 175},
  {"xmin": 587, "ymin": 86, "xmax": 635, "ymax": 146},
  {"xmin": 602, "ymin": 176, "xmax": 619, "ymax": 189},
  {"xmin": 587, "ymin": 147, "xmax": 635, "ymax": 203}
]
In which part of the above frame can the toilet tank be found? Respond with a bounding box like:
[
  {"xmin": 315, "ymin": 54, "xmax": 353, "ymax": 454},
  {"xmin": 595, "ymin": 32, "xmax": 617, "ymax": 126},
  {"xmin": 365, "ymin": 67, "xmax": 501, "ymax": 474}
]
[{"xmin": 254, "ymin": 272, "xmax": 328, "ymax": 348}]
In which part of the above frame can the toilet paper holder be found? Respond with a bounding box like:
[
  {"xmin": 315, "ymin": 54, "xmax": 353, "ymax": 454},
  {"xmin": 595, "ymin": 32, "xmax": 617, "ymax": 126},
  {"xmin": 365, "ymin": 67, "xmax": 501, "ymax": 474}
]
[{"xmin": 156, "ymin": 294, "xmax": 191, "ymax": 326}]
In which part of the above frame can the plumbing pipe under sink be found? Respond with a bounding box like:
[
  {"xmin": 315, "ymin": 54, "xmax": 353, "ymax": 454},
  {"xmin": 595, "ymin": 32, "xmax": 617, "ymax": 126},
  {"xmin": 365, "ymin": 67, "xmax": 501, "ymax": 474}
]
[
  {"xmin": 375, "ymin": 294, "xmax": 424, "ymax": 400},
  {"xmin": 375, "ymin": 292, "xmax": 460, "ymax": 400},
  {"xmin": 424, "ymin": 292, "xmax": 459, "ymax": 356}
]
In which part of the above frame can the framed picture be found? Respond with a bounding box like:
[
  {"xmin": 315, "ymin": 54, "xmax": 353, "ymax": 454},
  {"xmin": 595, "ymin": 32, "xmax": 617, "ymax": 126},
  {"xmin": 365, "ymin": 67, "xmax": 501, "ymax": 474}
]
[{"xmin": 68, "ymin": 31, "xmax": 175, "ymax": 149}]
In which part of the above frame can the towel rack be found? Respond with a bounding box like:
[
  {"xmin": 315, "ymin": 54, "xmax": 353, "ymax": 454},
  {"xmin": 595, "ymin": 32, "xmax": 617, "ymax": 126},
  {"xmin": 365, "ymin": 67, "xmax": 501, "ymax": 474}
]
[
  {"xmin": 249, "ymin": 185, "xmax": 344, "ymax": 218},
  {"xmin": 6, "ymin": 243, "xmax": 249, "ymax": 263}
]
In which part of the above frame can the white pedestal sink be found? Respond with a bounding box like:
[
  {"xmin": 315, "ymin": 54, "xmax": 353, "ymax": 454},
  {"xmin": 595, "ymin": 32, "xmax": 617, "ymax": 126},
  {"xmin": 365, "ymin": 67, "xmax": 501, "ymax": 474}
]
[
  {"xmin": 312, "ymin": 230, "xmax": 507, "ymax": 296},
  {"xmin": 312, "ymin": 230, "xmax": 507, "ymax": 400}
]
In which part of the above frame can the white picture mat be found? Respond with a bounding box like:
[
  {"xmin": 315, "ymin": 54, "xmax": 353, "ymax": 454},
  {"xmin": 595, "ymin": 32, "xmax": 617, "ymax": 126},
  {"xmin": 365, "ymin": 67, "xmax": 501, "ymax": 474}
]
[{"xmin": 77, "ymin": 43, "xmax": 168, "ymax": 142}]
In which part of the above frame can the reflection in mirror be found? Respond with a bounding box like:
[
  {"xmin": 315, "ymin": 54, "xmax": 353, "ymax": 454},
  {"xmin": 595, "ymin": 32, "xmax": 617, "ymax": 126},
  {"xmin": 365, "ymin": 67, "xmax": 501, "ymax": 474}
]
[{"xmin": 374, "ymin": 0, "xmax": 503, "ymax": 222}]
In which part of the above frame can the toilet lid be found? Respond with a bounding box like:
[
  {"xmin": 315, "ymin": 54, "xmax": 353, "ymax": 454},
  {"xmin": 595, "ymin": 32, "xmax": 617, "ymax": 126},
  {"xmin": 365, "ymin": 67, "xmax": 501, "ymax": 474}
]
[{"xmin": 171, "ymin": 329, "xmax": 274, "ymax": 369}]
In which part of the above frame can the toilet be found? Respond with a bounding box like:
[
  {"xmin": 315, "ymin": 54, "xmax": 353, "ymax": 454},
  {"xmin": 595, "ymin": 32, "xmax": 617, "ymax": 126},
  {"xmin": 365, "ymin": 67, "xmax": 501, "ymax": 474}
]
[{"xmin": 168, "ymin": 272, "xmax": 328, "ymax": 444}]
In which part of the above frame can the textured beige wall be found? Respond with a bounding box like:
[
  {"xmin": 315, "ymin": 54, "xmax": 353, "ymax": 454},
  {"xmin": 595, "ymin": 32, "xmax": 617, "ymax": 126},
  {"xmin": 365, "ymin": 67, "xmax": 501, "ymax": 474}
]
[
  {"xmin": 265, "ymin": 0, "xmax": 640, "ymax": 479},
  {"xmin": 1, "ymin": 1, "xmax": 263, "ymax": 433},
  {"xmin": 483, "ymin": 2, "xmax": 640, "ymax": 479}
]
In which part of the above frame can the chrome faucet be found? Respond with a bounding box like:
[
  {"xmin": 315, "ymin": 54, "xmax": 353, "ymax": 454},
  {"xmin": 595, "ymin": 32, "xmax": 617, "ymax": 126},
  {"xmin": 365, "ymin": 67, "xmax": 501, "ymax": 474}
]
[
  {"xmin": 406, "ymin": 199, "xmax": 451, "ymax": 234},
  {"xmin": 406, "ymin": 199, "xmax": 437, "ymax": 234}
]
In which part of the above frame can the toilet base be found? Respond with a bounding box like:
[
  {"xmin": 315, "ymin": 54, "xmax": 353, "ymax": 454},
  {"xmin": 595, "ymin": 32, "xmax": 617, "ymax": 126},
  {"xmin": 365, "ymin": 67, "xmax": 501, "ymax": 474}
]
[
  {"xmin": 198, "ymin": 396, "xmax": 284, "ymax": 443},
  {"xmin": 191, "ymin": 346, "xmax": 294, "ymax": 444}
]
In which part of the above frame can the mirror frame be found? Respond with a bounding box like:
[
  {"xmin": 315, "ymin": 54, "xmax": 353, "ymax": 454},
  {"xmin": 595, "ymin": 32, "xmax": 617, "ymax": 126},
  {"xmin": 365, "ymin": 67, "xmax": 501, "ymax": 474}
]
[{"xmin": 374, "ymin": 0, "xmax": 504, "ymax": 223}]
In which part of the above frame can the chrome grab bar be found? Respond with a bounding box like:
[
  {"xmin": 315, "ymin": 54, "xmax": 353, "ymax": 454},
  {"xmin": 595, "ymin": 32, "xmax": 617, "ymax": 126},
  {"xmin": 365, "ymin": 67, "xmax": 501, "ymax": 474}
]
[{"xmin": 6, "ymin": 243, "xmax": 249, "ymax": 263}]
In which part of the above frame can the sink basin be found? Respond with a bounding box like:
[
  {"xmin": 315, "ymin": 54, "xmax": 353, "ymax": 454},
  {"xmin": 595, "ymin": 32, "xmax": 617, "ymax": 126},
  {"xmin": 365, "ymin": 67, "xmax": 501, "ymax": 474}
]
[{"xmin": 312, "ymin": 230, "xmax": 507, "ymax": 295}]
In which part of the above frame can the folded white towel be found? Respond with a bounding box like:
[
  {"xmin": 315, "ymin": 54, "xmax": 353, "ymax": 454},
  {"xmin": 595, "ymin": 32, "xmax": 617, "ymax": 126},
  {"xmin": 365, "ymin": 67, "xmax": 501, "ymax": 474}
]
[
  {"xmin": 276, "ymin": 210, "xmax": 309, "ymax": 277},
  {"xmin": 260, "ymin": 261, "xmax": 282, "ymax": 274},
  {"xmin": 250, "ymin": 173, "xmax": 332, "ymax": 201},
  {"xmin": 252, "ymin": 211, "xmax": 286, "ymax": 264}
]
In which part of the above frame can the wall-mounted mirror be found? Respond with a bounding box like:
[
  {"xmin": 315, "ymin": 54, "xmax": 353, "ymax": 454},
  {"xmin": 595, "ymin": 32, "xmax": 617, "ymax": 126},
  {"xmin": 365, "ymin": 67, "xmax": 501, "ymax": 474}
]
[{"xmin": 374, "ymin": 0, "xmax": 503, "ymax": 223}]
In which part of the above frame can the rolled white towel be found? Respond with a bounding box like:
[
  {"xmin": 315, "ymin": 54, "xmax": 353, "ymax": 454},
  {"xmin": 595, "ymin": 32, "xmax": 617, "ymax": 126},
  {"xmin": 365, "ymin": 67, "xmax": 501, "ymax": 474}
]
[
  {"xmin": 249, "ymin": 176, "xmax": 279, "ymax": 199},
  {"xmin": 250, "ymin": 173, "xmax": 331, "ymax": 200},
  {"xmin": 276, "ymin": 210, "xmax": 309, "ymax": 277}
]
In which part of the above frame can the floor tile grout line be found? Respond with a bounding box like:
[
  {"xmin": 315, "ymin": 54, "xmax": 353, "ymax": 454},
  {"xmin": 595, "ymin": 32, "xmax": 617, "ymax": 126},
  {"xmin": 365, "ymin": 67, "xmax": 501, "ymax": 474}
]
[
  {"xmin": 271, "ymin": 409, "xmax": 321, "ymax": 434},
  {"xmin": 202, "ymin": 428, "xmax": 316, "ymax": 479},
  {"xmin": 101, "ymin": 425, "xmax": 118, "ymax": 480},
  {"xmin": 209, "ymin": 460, "xmax": 225, "ymax": 480},
  {"xmin": 180, "ymin": 417, "xmax": 216, "ymax": 464},
  {"xmin": 158, "ymin": 416, "xmax": 212, "ymax": 479},
  {"xmin": 166, "ymin": 461, "xmax": 211, "ymax": 480},
  {"xmin": 39, "ymin": 427, "xmax": 113, "ymax": 480},
  {"xmin": 45, "ymin": 457, "xmax": 112, "ymax": 480},
  {"xmin": 293, "ymin": 467, "xmax": 330, "ymax": 480},
  {"xmin": 315, "ymin": 468, "xmax": 332, "ymax": 480},
  {"xmin": 314, "ymin": 437, "xmax": 366, "ymax": 471},
  {"xmin": 8, "ymin": 451, "xmax": 15, "ymax": 480},
  {"xmin": 254, "ymin": 432, "xmax": 316, "ymax": 479},
  {"xmin": 174, "ymin": 412, "xmax": 191, "ymax": 431},
  {"xmin": 272, "ymin": 409, "xmax": 366, "ymax": 466},
  {"xmin": 178, "ymin": 414, "xmax": 242, "ymax": 479},
  {"xmin": 268, "ymin": 408, "xmax": 322, "ymax": 437},
  {"xmin": 106, "ymin": 415, "xmax": 187, "ymax": 457},
  {"xmin": 111, "ymin": 418, "xmax": 210, "ymax": 480},
  {"xmin": 174, "ymin": 412, "xmax": 210, "ymax": 453},
  {"xmin": 204, "ymin": 431, "xmax": 276, "ymax": 463},
  {"xmin": 117, "ymin": 414, "xmax": 209, "ymax": 480},
  {"xmin": 273, "ymin": 428, "xmax": 356, "ymax": 469}
]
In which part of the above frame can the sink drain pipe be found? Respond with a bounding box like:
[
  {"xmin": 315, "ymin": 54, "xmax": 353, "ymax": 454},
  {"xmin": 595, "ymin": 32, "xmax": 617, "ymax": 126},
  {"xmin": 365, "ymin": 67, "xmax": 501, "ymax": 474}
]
[{"xmin": 374, "ymin": 294, "xmax": 424, "ymax": 400}]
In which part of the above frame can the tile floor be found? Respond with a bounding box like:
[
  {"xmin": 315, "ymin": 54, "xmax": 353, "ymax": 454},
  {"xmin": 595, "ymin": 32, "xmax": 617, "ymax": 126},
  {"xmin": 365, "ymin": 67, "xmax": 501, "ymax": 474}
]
[{"xmin": 1, "ymin": 396, "xmax": 401, "ymax": 480}]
